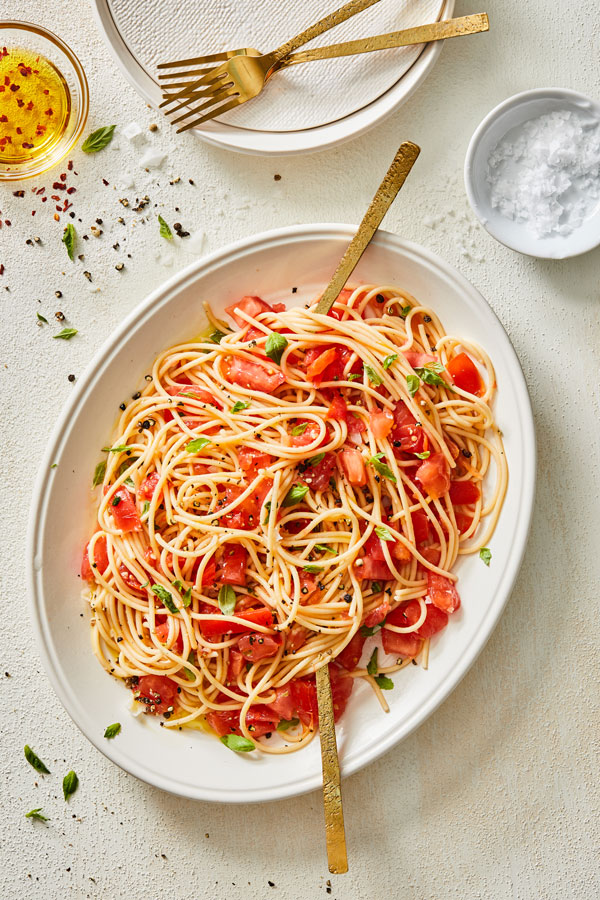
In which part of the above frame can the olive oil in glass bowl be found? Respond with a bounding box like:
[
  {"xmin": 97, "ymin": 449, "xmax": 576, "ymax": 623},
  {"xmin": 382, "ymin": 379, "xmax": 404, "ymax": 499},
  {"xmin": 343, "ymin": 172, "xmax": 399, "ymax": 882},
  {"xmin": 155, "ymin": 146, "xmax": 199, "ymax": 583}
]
[{"xmin": 0, "ymin": 21, "xmax": 88, "ymax": 180}]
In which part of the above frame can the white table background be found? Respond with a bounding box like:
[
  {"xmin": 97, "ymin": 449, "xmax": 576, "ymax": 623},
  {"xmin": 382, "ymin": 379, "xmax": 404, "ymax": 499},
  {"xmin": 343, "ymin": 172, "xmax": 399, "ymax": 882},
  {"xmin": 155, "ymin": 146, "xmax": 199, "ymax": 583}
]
[{"xmin": 1, "ymin": 1, "xmax": 599, "ymax": 898}]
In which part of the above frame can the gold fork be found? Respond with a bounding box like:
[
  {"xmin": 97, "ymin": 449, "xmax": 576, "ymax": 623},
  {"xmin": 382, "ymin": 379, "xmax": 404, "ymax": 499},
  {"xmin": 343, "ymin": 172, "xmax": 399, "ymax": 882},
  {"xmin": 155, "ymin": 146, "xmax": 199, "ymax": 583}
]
[
  {"xmin": 157, "ymin": 0, "xmax": 383, "ymax": 131},
  {"xmin": 160, "ymin": 14, "xmax": 489, "ymax": 132}
]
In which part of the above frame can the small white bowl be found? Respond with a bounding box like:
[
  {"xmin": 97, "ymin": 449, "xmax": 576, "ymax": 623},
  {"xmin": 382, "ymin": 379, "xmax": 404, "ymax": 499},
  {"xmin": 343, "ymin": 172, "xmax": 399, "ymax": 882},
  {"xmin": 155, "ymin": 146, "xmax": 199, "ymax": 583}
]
[{"xmin": 465, "ymin": 88, "xmax": 600, "ymax": 259}]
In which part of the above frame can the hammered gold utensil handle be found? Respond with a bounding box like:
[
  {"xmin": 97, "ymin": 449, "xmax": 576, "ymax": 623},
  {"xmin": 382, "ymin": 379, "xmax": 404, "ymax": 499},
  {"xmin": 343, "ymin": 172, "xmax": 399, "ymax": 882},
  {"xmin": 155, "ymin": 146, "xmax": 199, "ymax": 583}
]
[
  {"xmin": 274, "ymin": 0, "xmax": 382, "ymax": 63},
  {"xmin": 315, "ymin": 141, "xmax": 421, "ymax": 316},
  {"xmin": 284, "ymin": 13, "xmax": 489, "ymax": 66},
  {"xmin": 316, "ymin": 663, "xmax": 348, "ymax": 875}
]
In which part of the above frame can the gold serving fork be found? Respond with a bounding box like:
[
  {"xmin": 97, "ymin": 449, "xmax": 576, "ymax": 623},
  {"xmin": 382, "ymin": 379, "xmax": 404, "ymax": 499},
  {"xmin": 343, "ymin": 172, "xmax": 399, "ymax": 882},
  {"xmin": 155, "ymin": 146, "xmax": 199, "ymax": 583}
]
[
  {"xmin": 159, "ymin": 13, "xmax": 489, "ymax": 132},
  {"xmin": 157, "ymin": 0, "xmax": 384, "ymax": 131}
]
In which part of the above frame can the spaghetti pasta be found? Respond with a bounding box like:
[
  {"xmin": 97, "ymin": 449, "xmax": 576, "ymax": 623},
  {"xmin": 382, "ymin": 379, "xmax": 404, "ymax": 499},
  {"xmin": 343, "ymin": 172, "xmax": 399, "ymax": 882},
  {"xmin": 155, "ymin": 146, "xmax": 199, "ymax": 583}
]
[{"xmin": 81, "ymin": 284, "xmax": 507, "ymax": 753}]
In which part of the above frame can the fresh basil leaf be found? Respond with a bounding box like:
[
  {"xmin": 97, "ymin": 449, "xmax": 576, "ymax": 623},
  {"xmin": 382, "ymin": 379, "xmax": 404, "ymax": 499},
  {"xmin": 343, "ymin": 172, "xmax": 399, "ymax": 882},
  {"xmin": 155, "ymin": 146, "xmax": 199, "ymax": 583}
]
[
  {"xmin": 375, "ymin": 674, "xmax": 394, "ymax": 690},
  {"xmin": 368, "ymin": 456, "xmax": 397, "ymax": 484},
  {"xmin": 53, "ymin": 327, "xmax": 78, "ymax": 340},
  {"xmin": 400, "ymin": 305, "xmax": 412, "ymax": 318},
  {"xmin": 141, "ymin": 501, "xmax": 150, "ymax": 516},
  {"xmin": 50, "ymin": 463, "xmax": 58, "ymax": 469},
  {"xmin": 158, "ymin": 215, "xmax": 173, "ymax": 240},
  {"xmin": 25, "ymin": 808, "xmax": 49, "ymax": 822},
  {"xmin": 479, "ymin": 547, "xmax": 492, "ymax": 566},
  {"xmin": 367, "ymin": 647, "xmax": 378, "ymax": 676},
  {"xmin": 103, "ymin": 723, "xmax": 121, "ymax": 740},
  {"xmin": 209, "ymin": 329, "xmax": 227, "ymax": 344},
  {"xmin": 231, "ymin": 401, "xmax": 250, "ymax": 413},
  {"xmin": 152, "ymin": 585, "xmax": 178, "ymax": 614},
  {"xmin": 375, "ymin": 525, "xmax": 394, "ymax": 542},
  {"xmin": 81, "ymin": 124, "xmax": 116, "ymax": 153},
  {"xmin": 282, "ymin": 483, "xmax": 309, "ymax": 507},
  {"xmin": 406, "ymin": 373, "xmax": 420, "ymax": 397},
  {"xmin": 62, "ymin": 223, "xmax": 76, "ymax": 260},
  {"xmin": 220, "ymin": 734, "xmax": 255, "ymax": 752},
  {"xmin": 291, "ymin": 422, "xmax": 309, "ymax": 436},
  {"xmin": 24, "ymin": 745, "xmax": 50, "ymax": 775},
  {"xmin": 414, "ymin": 364, "xmax": 453, "ymax": 391},
  {"xmin": 347, "ymin": 373, "xmax": 362, "ymax": 381},
  {"xmin": 277, "ymin": 717, "xmax": 300, "ymax": 732},
  {"xmin": 186, "ymin": 437, "xmax": 211, "ymax": 453},
  {"xmin": 112, "ymin": 495, "xmax": 121, "ymax": 507},
  {"xmin": 92, "ymin": 460, "xmax": 106, "ymax": 487},
  {"xmin": 102, "ymin": 445, "xmax": 135, "ymax": 453},
  {"xmin": 308, "ymin": 452, "xmax": 325, "ymax": 467},
  {"xmin": 265, "ymin": 331, "xmax": 288, "ymax": 365},
  {"xmin": 37, "ymin": 312, "xmax": 48, "ymax": 324},
  {"xmin": 263, "ymin": 501, "xmax": 272, "ymax": 524},
  {"xmin": 218, "ymin": 584, "xmax": 236, "ymax": 616},
  {"xmin": 371, "ymin": 581, "xmax": 382, "ymax": 592},
  {"xmin": 363, "ymin": 364, "xmax": 382, "ymax": 386},
  {"xmin": 62, "ymin": 770, "xmax": 79, "ymax": 801},
  {"xmin": 415, "ymin": 451, "xmax": 430, "ymax": 459},
  {"xmin": 360, "ymin": 623, "xmax": 382, "ymax": 637},
  {"xmin": 314, "ymin": 544, "xmax": 336, "ymax": 555},
  {"xmin": 184, "ymin": 651, "xmax": 196, "ymax": 681},
  {"xmin": 303, "ymin": 565, "xmax": 323, "ymax": 574},
  {"xmin": 383, "ymin": 354, "xmax": 398, "ymax": 370}
]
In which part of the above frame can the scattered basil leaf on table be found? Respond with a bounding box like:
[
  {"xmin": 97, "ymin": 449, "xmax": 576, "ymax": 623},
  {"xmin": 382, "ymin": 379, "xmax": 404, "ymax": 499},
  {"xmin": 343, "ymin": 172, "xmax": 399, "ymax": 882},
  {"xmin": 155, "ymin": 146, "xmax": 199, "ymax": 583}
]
[
  {"xmin": 62, "ymin": 770, "xmax": 79, "ymax": 801},
  {"xmin": 81, "ymin": 124, "xmax": 116, "ymax": 153},
  {"xmin": 62, "ymin": 223, "xmax": 76, "ymax": 260},
  {"xmin": 25, "ymin": 808, "xmax": 49, "ymax": 822},
  {"xmin": 53, "ymin": 327, "xmax": 78, "ymax": 340},
  {"xmin": 24, "ymin": 745, "xmax": 50, "ymax": 774},
  {"xmin": 158, "ymin": 215, "xmax": 173, "ymax": 240},
  {"xmin": 37, "ymin": 312, "xmax": 48, "ymax": 324}
]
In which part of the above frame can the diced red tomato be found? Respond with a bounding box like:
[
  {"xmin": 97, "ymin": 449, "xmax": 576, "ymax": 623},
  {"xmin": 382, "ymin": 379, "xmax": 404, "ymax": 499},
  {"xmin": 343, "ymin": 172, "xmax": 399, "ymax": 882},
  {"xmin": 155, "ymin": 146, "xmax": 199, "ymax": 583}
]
[
  {"xmin": 81, "ymin": 535, "xmax": 108, "ymax": 582},
  {"xmin": 237, "ymin": 632, "xmax": 281, "ymax": 661},
  {"xmin": 302, "ymin": 452, "xmax": 336, "ymax": 491},
  {"xmin": 446, "ymin": 352, "xmax": 484, "ymax": 396},
  {"xmin": 329, "ymin": 664, "xmax": 354, "ymax": 721},
  {"xmin": 427, "ymin": 571, "xmax": 461, "ymax": 614},
  {"xmin": 416, "ymin": 604, "xmax": 448, "ymax": 638},
  {"xmin": 325, "ymin": 289, "xmax": 353, "ymax": 320},
  {"xmin": 192, "ymin": 553, "xmax": 217, "ymax": 586},
  {"xmin": 289, "ymin": 677, "xmax": 318, "ymax": 727},
  {"xmin": 144, "ymin": 545, "xmax": 158, "ymax": 568},
  {"xmin": 416, "ymin": 452, "xmax": 451, "ymax": 500},
  {"xmin": 138, "ymin": 471, "xmax": 161, "ymax": 501},
  {"xmin": 207, "ymin": 705, "xmax": 279, "ymax": 739},
  {"xmin": 305, "ymin": 347, "xmax": 338, "ymax": 381},
  {"xmin": 219, "ymin": 480, "xmax": 271, "ymax": 530},
  {"xmin": 286, "ymin": 624, "xmax": 309, "ymax": 653},
  {"xmin": 199, "ymin": 603, "xmax": 274, "ymax": 638},
  {"xmin": 369, "ymin": 408, "xmax": 394, "ymax": 440},
  {"xmin": 221, "ymin": 544, "xmax": 247, "ymax": 585},
  {"xmin": 225, "ymin": 356, "xmax": 285, "ymax": 394},
  {"xmin": 455, "ymin": 512, "xmax": 474, "ymax": 534},
  {"xmin": 402, "ymin": 350, "xmax": 437, "ymax": 368},
  {"xmin": 390, "ymin": 599, "xmax": 448, "ymax": 638},
  {"xmin": 135, "ymin": 675, "xmax": 178, "ymax": 715},
  {"xmin": 118, "ymin": 562, "xmax": 143, "ymax": 591},
  {"xmin": 326, "ymin": 393, "xmax": 348, "ymax": 423},
  {"xmin": 224, "ymin": 295, "xmax": 273, "ymax": 328},
  {"xmin": 336, "ymin": 632, "xmax": 366, "ymax": 671},
  {"xmin": 339, "ymin": 448, "xmax": 367, "ymax": 486},
  {"xmin": 381, "ymin": 629, "xmax": 422, "ymax": 658},
  {"xmin": 155, "ymin": 618, "xmax": 184, "ymax": 654},
  {"xmin": 386, "ymin": 600, "xmax": 422, "ymax": 629},
  {"xmin": 238, "ymin": 446, "xmax": 272, "ymax": 479},
  {"xmin": 390, "ymin": 401, "xmax": 427, "ymax": 455},
  {"xmin": 266, "ymin": 685, "xmax": 296, "ymax": 720},
  {"xmin": 110, "ymin": 488, "xmax": 142, "ymax": 532},
  {"xmin": 298, "ymin": 571, "xmax": 318, "ymax": 603},
  {"xmin": 162, "ymin": 383, "xmax": 221, "ymax": 421},
  {"xmin": 347, "ymin": 414, "xmax": 366, "ymax": 445},
  {"xmin": 411, "ymin": 509, "xmax": 431, "ymax": 544},
  {"xmin": 449, "ymin": 480, "xmax": 480, "ymax": 505},
  {"xmin": 357, "ymin": 557, "xmax": 394, "ymax": 581},
  {"xmin": 226, "ymin": 649, "xmax": 245, "ymax": 684},
  {"xmin": 364, "ymin": 599, "xmax": 390, "ymax": 628},
  {"xmin": 272, "ymin": 302, "xmax": 286, "ymax": 313},
  {"xmin": 419, "ymin": 545, "xmax": 441, "ymax": 568},
  {"xmin": 364, "ymin": 519, "xmax": 411, "ymax": 565}
]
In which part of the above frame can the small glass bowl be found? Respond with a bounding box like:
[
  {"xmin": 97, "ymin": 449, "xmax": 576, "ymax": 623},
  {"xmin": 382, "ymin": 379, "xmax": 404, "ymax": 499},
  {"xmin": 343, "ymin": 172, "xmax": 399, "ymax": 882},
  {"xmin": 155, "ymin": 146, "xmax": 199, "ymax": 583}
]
[{"xmin": 0, "ymin": 21, "xmax": 89, "ymax": 181}]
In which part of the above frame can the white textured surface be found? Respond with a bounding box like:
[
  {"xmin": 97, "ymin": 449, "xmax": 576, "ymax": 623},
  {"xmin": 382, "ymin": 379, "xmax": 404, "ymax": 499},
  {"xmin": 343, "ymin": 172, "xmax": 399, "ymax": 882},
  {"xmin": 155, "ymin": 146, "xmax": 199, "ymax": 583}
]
[
  {"xmin": 1, "ymin": 0, "xmax": 599, "ymax": 897},
  {"xmin": 108, "ymin": 0, "xmax": 442, "ymax": 130}
]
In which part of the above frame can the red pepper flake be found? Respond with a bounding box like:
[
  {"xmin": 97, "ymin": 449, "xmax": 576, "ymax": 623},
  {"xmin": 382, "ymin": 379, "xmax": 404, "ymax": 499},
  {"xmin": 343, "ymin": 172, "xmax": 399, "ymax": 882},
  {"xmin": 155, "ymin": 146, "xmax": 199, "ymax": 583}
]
[
  {"xmin": 0, "ymin": 114, "xmax": 7, "ymax": 123},
  {"xmin": 31, "ymin": 210, "xmax": 36, "ymax": 216},
  {"xmin": 60, "ymin": 172, "xmax": 67, "ymax": 182},
  {"xmin": 22, "ymin": 142, "xmax": 34, "ymax": 149},
  {"xmin": 0, "ymin": 264, "xmax": 4, "ymax": 275},
  {"xmin": 12, "ymin": 190, "xmax": 25, "ymax": 198},
  {"xmin": 3, "ymin": 76, "xmax": 9, "ymax": 86},
  {"xmin": 15, "ymin": 127, "xmax": 22, "ymax": 135},
  {"xmin": 52, "ymin": 182, "xmax": 66, "ymax": 190},
  {"xmin": 66, "ymin": 187, "xmax": 76, "ymax": 195},
  {"xmin": 43, "ymin": 88, "xmax": 49, "ymax": 94},
  {"xmin": 16, "ymin": 98, "xmax": 24, "ymax": 108},
  {"xmin": 4, "ymin": 220, "xmax": 11, "ymax": 226},
  {"xmin": 51, "ymin": 194, "xmax": 60, "ymax": 201},
  {"xmin": 41, "ymin": 196, "xmax": 47, "ymax": 202},
  {"xmin": 102, "ymin": 178, "xmax": 109, "ymax": 186},
  {"xmin": 55, "ymin": 205, "xmax": 62, "ymax": 212},
  {"xmin": 67, "ymin": 160, "xmax": 73, "ymax": 171},
  {"xmin": 9, "ymin": 84, "xmax": 20, "ymax": 92},
  {"xmin": 0, "ymin": 87, "xmax": 5, "ymax": 93},
  {"xmin": 36, "ymin": 186, "xmax": 45, "ymax": 195},
  {"xmin": 44, "ymin": 108, "xmax": 53, "ymax": 116},
  {"xmin": 26, "ymin": 100, "xmax": 34, "ymax": 111}
]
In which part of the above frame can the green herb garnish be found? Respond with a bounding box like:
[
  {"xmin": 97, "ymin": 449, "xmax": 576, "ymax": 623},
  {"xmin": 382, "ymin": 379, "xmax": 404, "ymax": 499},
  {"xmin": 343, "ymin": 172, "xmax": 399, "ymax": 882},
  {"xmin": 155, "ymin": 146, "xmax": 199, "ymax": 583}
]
[
  {"xmin": 314, "ymin": 544, "xmax": 336, "ymax": 555},
  {"xmin": 265, "ymin": 332, "xmax": 288, "ymax": 365},
  {"xmin": 303, "ymin": 565, "xmax": 323, "ymax": 574},
  {"xmin": 186, "ymin": 437, "xmax": 211, "ymax": 452},
  {"xmin": 54, "ymin": 327, "xmax": 78, "ymax": 340},
  {"xmin": 414, "ymin": 363, "xmax": 453, "ymax": 391},
  {"xmin": 62, "ymin": 770, "xmax": 79, "ymax": 801},
  {"xmin": 282, "ymin": 483, "xmax": 309, "ymax": 507},
  {"xmin": 406, "ymin": 373, "xmax": 420, "ymax": 397},
  {"xmin": 374, "ymin": 674, "xmax": 394, "ymax": 690},
  {"xmin": 277, "ymin": 718, "xmax": 299, "ymax": 732},
  {"xmin": 367, "ymin": 647, "xmax": 379, "ymax": 676},
  {"xmin": 184, "ymin": 651, "xmax": 196, "ymax": 681},
  {"xmin": 400, "ymin": 305, "xmax": 411, "ymax": 318},
  {"xmin": 158, "ymin": 215, "xmax": 173, "ymax": 240},
  {"xmin": 24, "ymin": 745, "xmax": 50, "ymax": 775},
  {"xmin": 375, "ymin": 525, "xmax": 394, "ymax": 542},
  {"xmin": 415, "ymin": 451, "xmax": 430, "ymax": 459},
  {"xmin": 383, "ymin": 354, "xmax": 398, "ymax": 370},
  {"xmin": 308, "ymin": 452, "xmax": 325, "ymax": 467},
  {"xmin": 218, "ymin": 584, "xmax": 236, "ymax": 616},
  {"xmin": 363, "ymin": 364, "xmax": 382, "ymax": 386},
  {"xmin": 103, "ymin": 723, "xmax": 121, "ymax": 740},
  {"xmin": 220, "ymin": 734, "xmax": 255, "ymax": 752},
  {"xmin": 152, "ymin": 585, "xmax": 178, "ymax": 614},
  {"xmin": 347, "ymin": 373, "xmax": 362, "ymax": 381},
  {"xmin": 25, "ymin": 808, "xmax": 48, "ymax": 822},
  {"xmin": 231, "ymin": 400, "xmax": 250, "ymax": 413},
  {"xmin": 102, "ymin": 445, "xmax": 135, "ymax": 453},
  {"xmin": 92, "ymin": 461, "xmax": 106, "ymax": 487},
  {"xmin": 371, "ymin": 581, "xmax": 382, "ymax": 592},
  {"xmin": 62, "ymin": 223, "xmax": 76, "ymax": 260},
  {"xmin": 360, "ymin": 623, "xmax": 382, "ymax": 637},
  {"xmin": 209, "ymin": 329, "xmax": 227, "ymax": 344},
  {"xmin": 479, "ymin": 547, "xmax": 492, "ymax": 566},
  {"xmin": 37, "ymin": 312, "xmax": 48, "ymax": 324},
  {"xmin": 368, "ymin": 453, "xmax": 397, "ymax": 484},
  {"xmin": 291, "ymin": 422, "xmax": 309, "ymax": 436},
  {"xmin": 81, "ymin": 124, "xmax": 116, "ymax": 153}
]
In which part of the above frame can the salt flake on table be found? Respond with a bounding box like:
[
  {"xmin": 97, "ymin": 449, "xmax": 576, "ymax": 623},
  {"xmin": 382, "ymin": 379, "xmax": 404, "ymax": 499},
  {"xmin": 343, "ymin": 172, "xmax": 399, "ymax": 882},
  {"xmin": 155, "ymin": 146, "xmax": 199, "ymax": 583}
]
[{"xmin": 139, "ymin": 149, "xmax": 166, "ymax": 169}]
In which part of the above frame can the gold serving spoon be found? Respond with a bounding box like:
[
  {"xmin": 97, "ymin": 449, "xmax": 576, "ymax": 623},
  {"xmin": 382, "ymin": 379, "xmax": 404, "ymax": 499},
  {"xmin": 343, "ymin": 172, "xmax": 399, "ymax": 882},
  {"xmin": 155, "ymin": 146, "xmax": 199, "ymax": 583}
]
[{"xmin": 314, "ymin": 140, "xmax": 421, "ymax": 875}]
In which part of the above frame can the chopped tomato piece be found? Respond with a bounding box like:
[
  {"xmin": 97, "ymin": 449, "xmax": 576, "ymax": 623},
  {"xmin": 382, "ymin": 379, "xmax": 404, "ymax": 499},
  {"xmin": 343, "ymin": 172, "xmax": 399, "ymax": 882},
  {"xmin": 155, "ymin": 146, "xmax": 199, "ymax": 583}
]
[
  {"xmin": 455, "ymin": 512, "xmax": 474, "ymax": 534},
  {"xmin": 329, "ymin": 664, "xmax": 354, "ymax": 721},
  {"xmin": 389, "ymin": 599, "xmax": 446, "ymax": 638},
  {"xmin": 238, "ymin": 446, "xmax": 272, "ymax": 479},
  {"xmin": 390, "ymin": 401, "xmax": 427, "ymax": 455},
  {"xmin": 357, "ymin": 557, "xmax": 394, "ymax": 581},
  {"xmin": 289, "ymin": 420, "xmax": 324, "ymax": 448},
  {"xmin": 224, "ymin": 295, "xmax": 273, "ymax": 328},
  {"xmin": 369, "ymin": 408, "xmax": 394, "ymax": 440},
  {"xmin": 446, "ymin": 352, "xmax": 484, "ymax": 396},
  {"xmin": 411, "ymin": 509, "xmax": 430, "ymax": 544},
  {"xmin": 289, "ymin": 678, "xmax": 318, "ymax": 727},
  {"xmin": 336, "ymin": 632, "xmax": 366, "ymax": 671},
  {"xmin": 305, "ymin": 347, "xmax": 338, "ymax": 381},
  {"xmin": 298, "ymin": 571, "xmax": 318, "ymax": 602},
  {"xmin": 449, "ymin": 480, "xmax": 480, "ymax": 505},
  {"xmin": 118, "ymin": 562, "xmax": 143, "ymax": 591},
  {"xmin": 219, "ymin": 481, "xmax": 271, "ymax": 530},
  {"xmin": 207, "ymin": 706, "xmax": 279, "ymax": 739},
  {"xmin": 364, "ymin": 599, "xmax": 390, "ymax": 628},
  {"xmin": 416, "ymin": 452, "xmax": 451, "ymax": 500},
  {"xmin": 155, "ymin": 618, "xmax": 184, "ymax": 654},
  {"xmin": 364, "ymin": 518, "xmax": 411, "ymax": 565},
  {"xmin": 81, "ymin": 535, "xmax": 108, "ymax": 582},
  {"xmin": 266, "ymin": 685, "xmax": 296, "ymax": 720},
  {"xmin": 402, "ymin": 350, "xmax": 437, "ymax": 368},
  {"xmin": 347, "ymin": 414, "xmax": 366, "ymax": 445},
  {"xmin": 381, "ymin": 629, "xmax": 422, "ymax": 658},
  {"xmin": 199, "ymin": 604, "xmax": 273, "ymax": 638},
  {"xmin": 165, "ymin": 383, "xmax": 219, "ymax": 406},
  {"xmin": 419, "ymin": 545, "xmax": 441, "ymax": 568},
  {"xmin": 144, "ymin": 545, "xmax": 158, "ymax": 568},
  {"xmin": 416, "ymin": 604, "xmax": 448, "ymax": 638},
  {"xmin": 386, "ymin": 601, "xmax": 422, "ymax": 629},
  {"xmin": 220, "ymin": 544, "xmax": 247, "ymax": 586},
  {"xmin": 226, "ymin": 649, "xmax": 245, "ymax": 684},
  {"xmin": 110, "ymin": 488, "xmax": 142, "ymax": 533},
  {"xmin": 192, "ymin": 553, "xmax": 217, "ymax": 586},
  {"xmin": 427, "ymin": 571, "xmax": 461, "ymax": 614},
  {"xmin": 138, "ymin": 471, "xmax": 161, "ymax": 501},
  {"xmin": 237, "ymin": 632, "xmax": 281, "ymax": 661},
  {"xmin": 326, "ymin": 393, "xmax": 348, "ymax": 423},
  {"xmin": 225, "ymin": 356, "xmax": 285, "ymax": 394},
  {"xmin": 302, "ymin": 452, "xmax": 336, "ymax": 491},
  {"xmin": 135, "ymin": 675, "xmax": 178, "ymax": 715},
  {"xmin": 286, "ymin": 624, "xmax": 309, "ymax": 653},
  {"xmin": 339, "ymin": 448, "xmax": 367, "ymax": 486}
]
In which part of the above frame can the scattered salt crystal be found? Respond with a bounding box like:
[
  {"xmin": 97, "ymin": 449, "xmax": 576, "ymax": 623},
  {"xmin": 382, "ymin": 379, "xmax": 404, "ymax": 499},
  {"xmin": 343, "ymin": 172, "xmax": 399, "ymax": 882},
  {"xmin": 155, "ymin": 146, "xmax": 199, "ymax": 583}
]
[
  {"xmin": 423, "ymin": 216, "xmax": 436, "ymax": 229},
  {"xmin": 122, "ymin": 122, "xmax": 145, "ymax": 144},
  {"xmin": 139, "ymin": 148, "xmax": 166, "ymax": 169},
  {"xmin": 187, "ymin": 230, "xmax": 206, "ymax": 255},
  {"xmin": 487, "ymin": 109, "xmax": 600, "ymax": 237},
  {"xmin": 116, "ymin": 172, "xmax": 135, "ymax": 190}
]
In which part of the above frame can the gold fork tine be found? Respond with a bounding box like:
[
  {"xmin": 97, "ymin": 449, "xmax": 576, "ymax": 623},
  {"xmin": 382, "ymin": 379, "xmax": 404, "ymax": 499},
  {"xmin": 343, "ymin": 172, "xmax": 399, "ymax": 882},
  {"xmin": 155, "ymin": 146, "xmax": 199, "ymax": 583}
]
[
  {"xmin": 163, "ymin": 79, "xmax": 235, "ymax": 118},
  {"xmin": 169, "ymin": 85, "xmax": 239, "ymax": 126},
  {"xmin": 157, "ymin": 69, "xmax": 216, "ymax": 84},
  {"xmin": 159, "ymin": 70, "xmax": 228, "ymax": 109},
  {"xmin": 176, "ymin": 96, "xmax": 244, "ymax": 133},
  {"xmin": 161, "ymin": 77, "xmax": 230, "ymax": 113},
  {"xmin": 157, "ymin": 48, "xmax": 247, "ymax": 69}
]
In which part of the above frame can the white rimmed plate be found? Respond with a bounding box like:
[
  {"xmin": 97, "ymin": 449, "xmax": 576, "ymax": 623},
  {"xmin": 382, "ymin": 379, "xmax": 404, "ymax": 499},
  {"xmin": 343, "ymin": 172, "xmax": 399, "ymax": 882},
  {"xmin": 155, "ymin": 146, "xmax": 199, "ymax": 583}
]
[
  {"xmin": 90, "ymin": 0, "xmax": 454, "ymax": 155},
  {"xmin": 27, "ymin": 225, "xmax": 535, "ymax": 803}
]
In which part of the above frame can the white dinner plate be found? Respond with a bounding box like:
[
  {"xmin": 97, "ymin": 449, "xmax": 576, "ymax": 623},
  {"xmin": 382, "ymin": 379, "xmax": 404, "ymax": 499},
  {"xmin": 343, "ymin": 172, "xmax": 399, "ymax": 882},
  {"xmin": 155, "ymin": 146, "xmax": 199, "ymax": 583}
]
[
  {"xmin": 90, "ymin": 0, "xmax": 454, "ymax": 155},
  {"xmin": 28, "ymin": 225, "xmax": 535, "ymax": 803}
]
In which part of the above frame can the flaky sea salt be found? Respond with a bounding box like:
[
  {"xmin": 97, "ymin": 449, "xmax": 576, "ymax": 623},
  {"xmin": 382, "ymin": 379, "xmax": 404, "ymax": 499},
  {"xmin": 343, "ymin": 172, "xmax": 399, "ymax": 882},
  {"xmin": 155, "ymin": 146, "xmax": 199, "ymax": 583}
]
[{"xmin": 487, "ymin": 109, "xmax": 600, "ymax": 237}]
